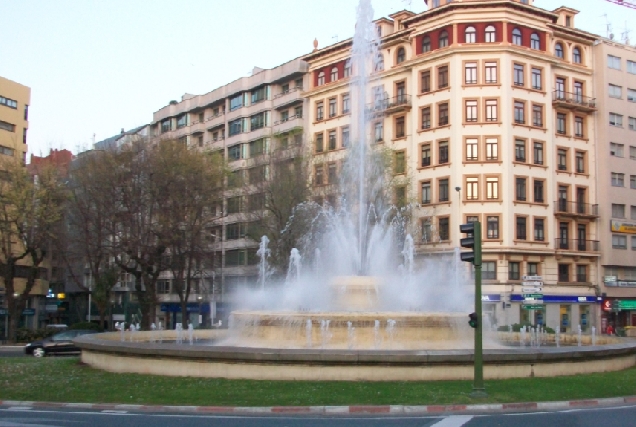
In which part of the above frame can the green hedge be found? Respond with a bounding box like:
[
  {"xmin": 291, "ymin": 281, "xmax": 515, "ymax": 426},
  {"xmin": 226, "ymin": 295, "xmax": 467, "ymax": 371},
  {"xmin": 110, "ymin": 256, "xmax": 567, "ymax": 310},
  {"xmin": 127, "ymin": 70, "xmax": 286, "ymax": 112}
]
[{"xmin": 15, "ymin": 328, "xmax": 57, "ymax": 343}]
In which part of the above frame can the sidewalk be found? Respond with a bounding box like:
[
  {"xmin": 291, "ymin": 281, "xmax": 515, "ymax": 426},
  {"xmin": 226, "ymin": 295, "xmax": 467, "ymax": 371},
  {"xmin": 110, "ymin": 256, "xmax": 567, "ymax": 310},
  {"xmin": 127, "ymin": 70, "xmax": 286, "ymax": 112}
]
[{"xmin": 1, "ymin": 396, "xmax": 635, "ymax": 415}]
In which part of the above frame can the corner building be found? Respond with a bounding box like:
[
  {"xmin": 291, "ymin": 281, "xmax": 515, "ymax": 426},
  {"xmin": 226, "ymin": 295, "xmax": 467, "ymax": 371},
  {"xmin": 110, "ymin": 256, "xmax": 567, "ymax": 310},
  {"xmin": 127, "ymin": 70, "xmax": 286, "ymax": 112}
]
[{"xmin": 303, "ymin": 0, "xmax": 602, "ymax": 332}]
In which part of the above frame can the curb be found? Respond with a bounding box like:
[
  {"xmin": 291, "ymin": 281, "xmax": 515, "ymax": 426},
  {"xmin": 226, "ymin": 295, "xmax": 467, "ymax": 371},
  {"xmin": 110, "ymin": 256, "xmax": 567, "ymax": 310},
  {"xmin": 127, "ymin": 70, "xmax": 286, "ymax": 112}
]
[{"xmin": 1, "ymin": 396, "xmax": 635, "ymax": 415}]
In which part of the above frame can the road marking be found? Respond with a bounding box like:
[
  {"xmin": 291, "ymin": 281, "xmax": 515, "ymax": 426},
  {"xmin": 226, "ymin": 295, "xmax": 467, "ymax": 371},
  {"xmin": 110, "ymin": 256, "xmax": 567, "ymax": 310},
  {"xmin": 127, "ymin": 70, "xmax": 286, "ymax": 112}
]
[
  {"xmin": 6, "ymin": 407, "xmax": 32, "ymax": 411},
  {"xmin": 101, "ymin": 410, "xmax": 129, "ymax": 414},
  {"xmin": 430, "ymin": 415, "xmax": 474, "ymax": 427}
]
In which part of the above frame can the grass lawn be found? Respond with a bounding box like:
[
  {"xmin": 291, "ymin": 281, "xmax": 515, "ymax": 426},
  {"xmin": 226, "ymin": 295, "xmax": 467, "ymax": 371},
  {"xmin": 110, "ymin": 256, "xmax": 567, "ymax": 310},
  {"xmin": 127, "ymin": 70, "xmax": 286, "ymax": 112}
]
[{"xmin": 1, "ymin": 357, "xmax": 635, "ymax": 406}]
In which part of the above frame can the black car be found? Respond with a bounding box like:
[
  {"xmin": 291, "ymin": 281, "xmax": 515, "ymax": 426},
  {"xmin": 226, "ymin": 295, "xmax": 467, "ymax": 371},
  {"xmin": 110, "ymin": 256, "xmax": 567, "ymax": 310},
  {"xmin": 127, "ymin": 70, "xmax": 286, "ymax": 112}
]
[{"xmin": 24, "ymin": 330, "xmax": 98, "ymax": 357}]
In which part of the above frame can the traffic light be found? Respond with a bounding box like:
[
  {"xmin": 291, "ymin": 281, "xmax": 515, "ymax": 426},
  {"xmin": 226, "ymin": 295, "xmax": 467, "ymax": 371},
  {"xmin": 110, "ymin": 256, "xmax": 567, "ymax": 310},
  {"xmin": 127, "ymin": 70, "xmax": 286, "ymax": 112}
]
[
  {"xmin": 468, "ymin": 312, "xmax": 479, "ymax": 329},
  {"xmin": 460, "ymin": 221, "xmax": 482, "ymax": 265}
]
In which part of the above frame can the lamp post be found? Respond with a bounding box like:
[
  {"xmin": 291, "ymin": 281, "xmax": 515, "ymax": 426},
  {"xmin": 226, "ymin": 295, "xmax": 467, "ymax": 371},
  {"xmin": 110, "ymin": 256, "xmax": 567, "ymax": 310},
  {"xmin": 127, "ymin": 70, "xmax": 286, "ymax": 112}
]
[{"xmin": 197, "ymin": 296, "xmax": 203, "ymax": 327}]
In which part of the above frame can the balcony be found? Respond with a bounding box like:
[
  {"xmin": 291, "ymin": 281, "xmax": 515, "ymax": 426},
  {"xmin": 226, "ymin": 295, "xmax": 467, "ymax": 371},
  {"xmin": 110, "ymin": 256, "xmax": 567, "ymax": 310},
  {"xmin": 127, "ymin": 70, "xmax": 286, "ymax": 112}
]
[
  {"xmin": 206, "ymin": 110, "xmax": 225, "ymax": 129},
  {"xmin": 554, "ymin": 239, "xmax": 600, "ymax": 253},
  {"xmin": 367, "ymin": 95, "xmax": 412, "ymax": 116},
  {"xmin": 552, "ymin": 90, "xmax": 597, "ymax": 113},
  {"xmin": 554, "ymin": 200, "xmax": 599, "ymax": 219},
  {"xmin": 273, "ymin": 114, "xmax": 303, "ymax": 134},
  {"xmin": 273, "ymin": 87, "xmax": 302, "ymax": 110}
]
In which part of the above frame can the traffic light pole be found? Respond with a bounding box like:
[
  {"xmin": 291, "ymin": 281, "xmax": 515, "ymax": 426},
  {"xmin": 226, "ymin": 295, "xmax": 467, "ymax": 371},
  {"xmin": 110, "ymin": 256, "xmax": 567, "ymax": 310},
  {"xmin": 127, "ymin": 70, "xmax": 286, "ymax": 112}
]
[{"xmin": 471, "ymin": 221, "xmax": 487, "ymax": 397}]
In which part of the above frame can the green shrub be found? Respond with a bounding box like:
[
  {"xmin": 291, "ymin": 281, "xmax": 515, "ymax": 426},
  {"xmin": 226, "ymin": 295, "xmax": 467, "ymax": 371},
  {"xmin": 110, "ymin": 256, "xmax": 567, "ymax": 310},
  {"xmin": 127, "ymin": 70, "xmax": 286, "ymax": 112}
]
[
  {"xmin": 69, "ymin": 322, "xmax": 103, "ymax": 332},
  {"xmin": 15, "ymin": 327, "xmax": 56, "ymax": 343}
]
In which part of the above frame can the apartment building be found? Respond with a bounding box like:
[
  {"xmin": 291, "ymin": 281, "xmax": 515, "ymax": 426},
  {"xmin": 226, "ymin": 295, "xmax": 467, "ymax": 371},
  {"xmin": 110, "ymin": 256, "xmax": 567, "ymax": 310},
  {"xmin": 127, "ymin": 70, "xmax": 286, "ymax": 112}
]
[
  {"xmin": 303, "ymin": 0, "xmax": 602, "ymax": 332},
  {"xmin": 0, "ymin": 76, "xmax": 29, "ymax": 165},
  {"xmin": 149, "ymin": 58, "xmax": 307, "ymax": 324},
  {"xmin": 593, "ymin": 40, "xmax": 636, "ymax": 330}
]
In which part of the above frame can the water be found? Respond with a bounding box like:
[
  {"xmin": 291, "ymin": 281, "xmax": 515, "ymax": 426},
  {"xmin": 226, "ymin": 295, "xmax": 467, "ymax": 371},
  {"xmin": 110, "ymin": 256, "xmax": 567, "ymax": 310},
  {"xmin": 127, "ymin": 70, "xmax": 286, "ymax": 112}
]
[
  {"xmin": 347, "ymin": 321, "xmax": 355, "ymax": 349},
  {"xmin": 577, "ymin": 325, "xmax": 582, "ymax": 347},
  {"xmin": 257, "ymin": 236, "xmax": 271, "ymax": 290},
  {"xmin": 592, "ymin": 326, "xmax": 597, "ymax": 346}
]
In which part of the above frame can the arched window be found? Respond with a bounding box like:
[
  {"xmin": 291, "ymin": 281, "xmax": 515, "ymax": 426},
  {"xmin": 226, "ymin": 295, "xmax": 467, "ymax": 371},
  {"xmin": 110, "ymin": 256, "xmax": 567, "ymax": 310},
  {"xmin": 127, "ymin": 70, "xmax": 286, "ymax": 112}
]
[
  {"xmin": 422, "ymin": 35, "xmax": 431, "ymax": 53},
  {"xmin": 330, "ymin": 66, "xmax": 338, "ymax": 81},
  {"xmin": 317, "ymin": 71, "xmax": 325, "ymax": 86},
  {"xmin": 485, "ymin": 25, "xmax": 496, "ymax": 43},
  {"xmin": 465, "ymin": 26, "xmax": 476, "ymax": 43},
  {"xmin": 530, "ymin": 33, "xmax": 540, "ymax": 50},
  {"xmin": 439, "ymin": 30, "xmax": 449, "ymax": 48},
  {"xmin": 572, "ymin": 47, "xmax": 582, "ymax": 64},
  {"xmin": 555, "ymin": 42, "xmax": 564, "ymax": 59},
  {"xmin": 396, "ymin": 47, "xmax": 406, "ymax": 64},
  {"xmin": 375, "ymin": 53, "xmax": 384, "ymax": 71},
  {"xmin": 512, "ymin": 28, "xmax": 522, "ymax": 46},
  {"xmin": 344, "ymin": 58, "xmax": 352, "ymax": 77}
]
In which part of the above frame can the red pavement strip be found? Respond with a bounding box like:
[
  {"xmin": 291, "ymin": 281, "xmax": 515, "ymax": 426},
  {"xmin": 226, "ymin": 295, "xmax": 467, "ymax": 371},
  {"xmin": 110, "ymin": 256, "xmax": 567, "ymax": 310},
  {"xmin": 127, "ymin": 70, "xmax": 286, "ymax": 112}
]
[{"xmin": 1, "ymin": 397, "xmax": 635, "ymax": 414}]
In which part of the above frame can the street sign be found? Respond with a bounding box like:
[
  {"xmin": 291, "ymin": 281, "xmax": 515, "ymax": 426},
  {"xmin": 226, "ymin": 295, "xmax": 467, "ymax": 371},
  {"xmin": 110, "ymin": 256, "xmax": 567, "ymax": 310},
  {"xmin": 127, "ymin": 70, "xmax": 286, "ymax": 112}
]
[
  {"xmin": 522, "ymin": 275, "xmax": 543, "ymax": 281},
  {"xmin": 521, "ymin": 287, "xmax": 543, "ymax": 293},
  {"xmin": 523, "ymin": 293, "xmax": 544, "ymax": 299},
  {"xmin": 522, "ymin": 281, "xmax": 543, "ymax": 287},
  {"xmin": 522, "ymin": 304, "xmax": 545, "ymax": 310},
  {"xmin": 0, "ymin": 308, "xmax": 6, "ymax": 316}
]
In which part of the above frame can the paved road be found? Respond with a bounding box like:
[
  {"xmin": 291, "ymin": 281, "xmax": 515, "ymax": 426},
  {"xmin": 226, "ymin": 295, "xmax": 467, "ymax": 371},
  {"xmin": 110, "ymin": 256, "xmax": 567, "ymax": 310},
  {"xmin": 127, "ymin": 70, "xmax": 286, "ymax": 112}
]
[
  {"xmin": 1, "ymin": 405, "xmax": 635, "ymax": 427},
  {"xmin": 0, "ymin": 347, "xmax": 25, "ymax": 358}
]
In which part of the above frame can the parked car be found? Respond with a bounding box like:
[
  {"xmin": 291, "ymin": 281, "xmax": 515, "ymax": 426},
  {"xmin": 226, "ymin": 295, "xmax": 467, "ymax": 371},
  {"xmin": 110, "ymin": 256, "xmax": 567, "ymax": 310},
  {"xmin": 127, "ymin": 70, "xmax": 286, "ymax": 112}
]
[{"xmin": 24, "ymin": 330, "xmax": 98, "ymax": 357}]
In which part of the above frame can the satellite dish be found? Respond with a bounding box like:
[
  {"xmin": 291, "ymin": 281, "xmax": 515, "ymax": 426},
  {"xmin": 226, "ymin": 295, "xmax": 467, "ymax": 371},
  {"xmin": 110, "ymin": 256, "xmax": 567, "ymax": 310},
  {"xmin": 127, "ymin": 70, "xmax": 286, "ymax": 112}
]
[{"xmin": 610, "ymin": 33, "xmax": 615, "ymax": 40}]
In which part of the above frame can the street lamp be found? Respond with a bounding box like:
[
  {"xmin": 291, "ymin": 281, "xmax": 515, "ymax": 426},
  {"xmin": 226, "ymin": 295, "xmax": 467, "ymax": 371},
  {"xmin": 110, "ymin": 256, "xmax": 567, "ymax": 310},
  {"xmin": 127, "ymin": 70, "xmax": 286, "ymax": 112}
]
[{"xmin": 197, "ymin": 296, "xmax": 203, "ymax": 327}]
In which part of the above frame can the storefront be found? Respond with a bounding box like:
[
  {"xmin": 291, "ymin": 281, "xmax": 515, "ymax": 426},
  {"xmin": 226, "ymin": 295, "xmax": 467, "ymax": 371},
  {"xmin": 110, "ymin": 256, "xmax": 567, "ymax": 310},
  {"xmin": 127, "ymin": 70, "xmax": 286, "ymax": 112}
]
[
  {"xmin": 160, "ymin": 302, "xmax": 213, "ymax": 329},
  {"xmin": 509, "ymin": 294, "xmax": 601, "ymax": 333}
]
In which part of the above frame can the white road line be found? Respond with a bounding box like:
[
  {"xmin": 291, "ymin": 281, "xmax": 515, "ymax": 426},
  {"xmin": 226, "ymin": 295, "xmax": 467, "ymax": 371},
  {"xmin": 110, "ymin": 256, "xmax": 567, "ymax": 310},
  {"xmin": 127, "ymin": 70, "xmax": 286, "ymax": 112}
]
[
  {"xmin": 101, "ymin": 410, "xmax": 129, "ymax": 414},
  {"xmin": 430, "ymin": 415, "xmax": 474, "ymax": 427},
  {"xmin": 6, "ymin": 407, "xmax": 33, "ymax": 411}
]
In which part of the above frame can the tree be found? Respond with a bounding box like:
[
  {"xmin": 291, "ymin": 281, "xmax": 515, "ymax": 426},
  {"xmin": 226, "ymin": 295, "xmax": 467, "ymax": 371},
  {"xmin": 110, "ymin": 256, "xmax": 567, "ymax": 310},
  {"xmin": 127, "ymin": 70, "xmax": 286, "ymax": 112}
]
[{"xmin": 0, "ymin": 158, "xmax": 66, "ymax": 342}]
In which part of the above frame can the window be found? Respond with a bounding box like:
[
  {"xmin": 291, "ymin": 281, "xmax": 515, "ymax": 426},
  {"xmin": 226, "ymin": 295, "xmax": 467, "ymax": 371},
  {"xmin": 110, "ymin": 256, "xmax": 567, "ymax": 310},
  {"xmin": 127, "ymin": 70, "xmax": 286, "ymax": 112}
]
[
  {"xmin": 0, "ymin": 145, "xmax": 15, "ymax": 157},
  {"xmin": 251, "ymin": 86, "xmax": 266, "ymax": 104},
  {"xmin": 531, "ymin": 67, "xmax": 542, "ymax": 90},
  {"xmin": 395, "ymin": 186, "xmax": 406, "ymax": 208},
  {"xmin": 330, "ymin": 67, "xmax": 338, "ymax": 82},
  {"xmin": 248, "ymin": 165, "xmax": 267, "ymax": 184},
  {"xmin": 575, "ymin": 151, "xmax": 585, "ymax": 173},
  {"xmin": 421, "ymin": 181, "xmax": 431, "ymax": 204},
  {"xmin": 609, "ymin": 84, "xmax": 622, "ymax": 98},
  {"xmin": 438, "ymin": 66, "xmax": 449, "ymax": 89},
  {"xmin": 315, "ymin": 133, "xmax": 324, "ymax": 153},
  {"xmin": 631, "ymin": 145, "xmax": 636, "ymax": 159},
  {"xmin": 422, "ymin": 35, "xmax": 431, "ymax": 53},
  {"xmin": 555, "ymin": 77, "xmax": 565, "ymax": 99},
  {"xmin": 439, "ymin": 30, "xmax": 449, "ymax": 48},
  {"xmin": 482, "ymin": 261, "xmax": 496, "ymax": 280},
  {"xmin": 421, "ymin": 107, "xmax": 431, "ymax": 129},
  {"xmin": 344, "ymin": 59, "xmax": 352, "ymax": 77},
  {"xmin": 421, "ymin": 218, "xmax": 433, "ymax": 242},
  {"xmin": 466, "ymin": 138, "xmax": 478, "ymax": 161},
  {"xmin": 556, "ymin": 113, "xmax": 566, "ymax": 134},
  {"xmin": 421, "ymin": 144, "xmax": 431, "ymax": 167},
  {"xmin": 342, "ymin": 93, "xmax": 350, "ymax": 114},
  {"xmin": 465, "ymin": 26, "xmax": 476, "ymax": 43},
  {"xmin": 555, "ymin": 43, "xmax": 564, "ymax": 58},
  {"xmin": 421, "ymin": 70, "xmax": 431, "ymax": 93},
  {"xmin": 341, "ymin": 126, "xmax": 350, "ymax": 148},
  {"xmin": 485, "ymin": 25, "xmax": 496, "ymax": 42},
  {"xmin": 485, "ymin": 62, "xmax": 497, "ymax": 83},
  {"xmin": 0, "ymin": 95, "xmax": 17, "ymax": 109},
  {"xmin": 465, "ymin": 62, "xmax": 477, "ymax": 84},
  {"xmin": 558, "ymin": 149, "xmax": 568, "ymax": 171},
  {"xmin": 528, "ymin": 262, "xmax": 539, "ymax": 276},
  {"xmin": 630, "ymin": 117, "xmax": 636, "ymax": 131},
  {"xmin": 608, "ymin": 55, "xmax": 621, "ymax": 70},
  {"xmin": 329, "ymin": 98, "xmax": 337, "ymax": 117},
  {"xmin": 438, "ymin": 102, "xmax": 449, "ymax": 126},
  {"xmin": 160, "ymin": 119, "xmax": 170, "ymax": 133},
  {"xmin": 230, "ymin": 93, "xmax": 243, "ymax": 111},
  {"xmin": 515, "ymin": 139, "xmax": 526, "ymax": 162},
  {"xmin": 573, "ymin": 81, "xmax": 583, "ymax": 102},
  {"xmin": 465, "ymin": 100, "xmax": 478, "ymax": 122},
  {"xmin": 533, "ymin": 142, "xmax": 544, "ymax": 165},
  {"xmin": 229, "ymin": 118, "xmax": 243, "ymax": 136},
  {"xmin": 395, "ymin": 116, "xmax": 405, "ymax": 138},
  {"xmin": 317, "ymin": 71, "xmax": 325, "ymax": 86},
  {"xmin": 328, "ymin": 130, "xmax": 337, "ymax": 150},
  {"xmin": 250, "ymin": 112, "xmax": 265, "ymax": 130},
  {"xmin": 514, "ymin": 101, "xmax": 525, "ymax": 124},
  {"xmin": 396, "ymin": 47, "xmax": 406, "ymax": 64},
  {"xmin": 534, "ymin": 179, "xmax": 544, "ymax": 203},
  {"xmin": 314, "ymin": 165, "xmax": 324, "ymax": 185},
  {"xmin": 613, "ymin": 235, "xmax": 627, "ymax": 249},
  {"xmin": 516, "ymin": 177, "xmax": 527, "ymax": 201},
  {"xmin": 574, "ymin": 117, "xmax": 584, "ymax": 137},
  {"xmin": 612, "ymin": 204, "xmax": 626, "ymax": 218},
  {"xmin": 486, "ymin": 216, "xmax": 499, "ymax": 239},
  {"xmin": 509, "ymin": 261, "xmax": 521, "ymax": 280},
  {"xmin": 513, "ymin": 63, "xmax": 524, "ymax": 86},
  {"xmin": 485, "ymin": 99, "xmax": 498, "ymax": 122},
  {"xmin": 531, "ymin": 33, "xmax": 540, "ymax": 50},
  {"xmin": 438, "ymin": 141, "xmax": 449, "ymax": 164},
  {"xmin": 611, "ymin": 142, "xmax": 624, "ymax": 157},
  {"xmin": 228, "ymin": 170, "xmax": 243, "ymax": 188},
  {"xmin": 534, "ymin": 218, "xmax": 545, "ymax": 241},
  {"xmin": 632, "ymin": 205, "xmax": 636, "ymax": 220},
  {"xmin": 610, "ymin": 113, "xmax": 623, "ymax": 127},
  {"xmin": 486, "ymin": 138, "xmax": 498, "ymax": 160},
  {"xmin": 572, "ymin": 47, "xmax": 581, "ymax": 63},
  {"xmin": 328, "ymin": 163, "xmax": 337, "ymax": 184},
  {"xmin": 512, "ymin": 28, "xmax": 522, "ymax": 45},
  {"xmin": 628, "ymin": 89, "xmax": 636, "ymax": 102},
  {"xmin": 532, "ymin": 104, "xmax": 543, "ymax": 127},
  {"xmin": 227, "ymin": 196, "xmax": 243, "ymax": 214},
  {"xmin": 466, "ymin": 177, "xmax": 479, "ymax": 200},
  {"xmin": 558, "ymin": 264, "xmax": 570, "ymax": 282},
  {"xmin": 612, "ymin": 172, "xmax": 624, "ymax": 187},
  {"xmin": 486, "ymin": 177, "xmax": 499, "ymax": 199},
  {"xmin": 249, "ymin": 138, "xmax": 265, "ymax": 157},
  {"xmin": 633, "ymin": 236, "xmax": 636, "ymax": 250},
  {"xmin": 374, "ymin": 121, "xmax": 383, "ymax": 142},
  {"xmin": 375, "ymin": 53, "xmax": 384, "ymax": 71},
  {"xmin": 438, "ymin": 217, "xmax": 449, "ymax": 241},
  {"xmin": 438, "ymin": 179, "xmax": 449, "ymax": 202},
  {"xmin": 631, "ymin": 175, "xmax": 636, "ymax": 189}
]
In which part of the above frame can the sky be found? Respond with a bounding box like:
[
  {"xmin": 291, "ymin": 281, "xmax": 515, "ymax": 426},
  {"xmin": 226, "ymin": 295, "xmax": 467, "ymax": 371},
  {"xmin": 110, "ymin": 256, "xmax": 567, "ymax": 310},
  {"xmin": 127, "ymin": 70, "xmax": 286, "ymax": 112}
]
[{"xmin": 1, "ymin": 0, "xmax": 635, "ymax": 157}]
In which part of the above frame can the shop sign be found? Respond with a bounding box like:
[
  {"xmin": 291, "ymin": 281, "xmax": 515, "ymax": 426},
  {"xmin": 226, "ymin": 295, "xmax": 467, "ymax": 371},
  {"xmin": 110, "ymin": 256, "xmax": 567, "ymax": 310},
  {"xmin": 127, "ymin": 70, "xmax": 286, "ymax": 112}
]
[
  {"xmin": 0, "ymin": 308, "xmax": 6, "ymax": 316},
  {"xmin": 45, "ymin": 304, "xmax": 58, "ymax": 312},
  {"xmin": 604, "ymin": 276, "xmax": 617, "ymax": 282},
  {"xmin": 605, "ymin": 280, "xmax": 636, "ymax": 287},
  {"xmin": 618, "ymin": 300, "xmax": 636, "ymax": 310},
  {"xmin": 522, "ymin": 275, "xmax": 543, "ymax": 281},
  {"xmin": 512, "ymin": 295, "xmax": 598, "ymax": 303},
  {"xmin": 481, "ymin": 294, "xmax": 501, "ymax": 302},
  {"xmin": 522, "ymin": 287, "xmax": 543, "ymax": 293},
  {"xmin": 610, "ymin": 220, "xmax": 636, "ymax": 234},
  {"xmin": 523, "ymin": 293, "xmax": 544, "ymax": 299},
  {"xmin": 522, "ymin": 304, "xmax": 545, "ymax": 310},
  {"xmin": 22, "ymin": 308, "xmax": 35, "ymax": 316}
]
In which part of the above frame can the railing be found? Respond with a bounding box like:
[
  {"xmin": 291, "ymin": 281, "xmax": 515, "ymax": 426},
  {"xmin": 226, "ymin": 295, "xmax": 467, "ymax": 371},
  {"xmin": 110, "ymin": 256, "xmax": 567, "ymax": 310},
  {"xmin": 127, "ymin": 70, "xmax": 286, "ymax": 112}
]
[
  {"xmin": 273, "ymin": 114, "xmax": 303, "ymax": 126},
  {"xmin": 554, "ymin": 239, "xmax": 600, "ymax": 252},
  {"xmin": 555, "ymin": 200, "xmax": 599, "ymax": 216},
  {"xmin": 206, "ymin": 111, "xmax": 225, "ymax": 121},
  {"xmin": 552, "ymin": 90, "xmax": 597, "ymax": 109},
  {"xmin": 273, "ymin": 86, "xmax": 301, "ymax": 99},
  {"xmin": 366, "ymin": 95, "xmax": 411, "ymax": 114}
]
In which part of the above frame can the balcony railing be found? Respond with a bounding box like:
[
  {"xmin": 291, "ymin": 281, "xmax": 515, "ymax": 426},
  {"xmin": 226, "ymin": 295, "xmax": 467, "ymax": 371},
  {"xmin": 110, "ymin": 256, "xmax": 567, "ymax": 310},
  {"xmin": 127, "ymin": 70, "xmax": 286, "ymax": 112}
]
[
  {"xmin": 554, "ymin": 239, "xmax": 600, "ymax": 252},
  {"xmin": 367, "ymin": 95, "xmax": 412, "ymax": 115},
  {"xmin": 555, "ymin": 200, "xmax": 599, "ymax": 217},
  {"xmin": 552, "ymin": 90, "xmax": 597, "ymax": 111}
]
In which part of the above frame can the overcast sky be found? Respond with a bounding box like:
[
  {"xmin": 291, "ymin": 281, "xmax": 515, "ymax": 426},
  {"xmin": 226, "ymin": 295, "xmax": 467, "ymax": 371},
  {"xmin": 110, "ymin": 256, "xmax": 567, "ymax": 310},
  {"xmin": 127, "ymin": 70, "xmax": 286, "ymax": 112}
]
[{"xmin": 1, "ymin": 0, "xmax": 634, "ymax": 156}]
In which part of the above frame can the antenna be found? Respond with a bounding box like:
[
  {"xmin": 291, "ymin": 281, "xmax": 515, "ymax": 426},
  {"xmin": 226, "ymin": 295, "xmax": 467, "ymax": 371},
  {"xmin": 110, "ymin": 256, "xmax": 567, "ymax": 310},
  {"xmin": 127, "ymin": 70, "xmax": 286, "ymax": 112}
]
[
  {"xmin": 332, "ymin": 34, "xmax": 339, "ymax": 43},
  {"xmin": 602, "ymin": 14, "xmax": 614, "ymax": 39},
  {"xmin": 622, "ymin": 21, "xmax": 631, "ymax": 45}
]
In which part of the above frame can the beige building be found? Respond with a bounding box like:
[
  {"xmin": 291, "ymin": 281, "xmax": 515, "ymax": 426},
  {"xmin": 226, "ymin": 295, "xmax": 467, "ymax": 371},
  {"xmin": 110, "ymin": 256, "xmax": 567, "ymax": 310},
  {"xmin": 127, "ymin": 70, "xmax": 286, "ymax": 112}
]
[
  {"xmin": 0, "ymin": 76, "xmax": 29, "ymax": 165},
  {"xmin": 593, "ymin": 39, "xmax": 636, "ymax": 330},
  {"xmin": 303, "ymin": 0, "xmax": 602, "ymax": 332}
]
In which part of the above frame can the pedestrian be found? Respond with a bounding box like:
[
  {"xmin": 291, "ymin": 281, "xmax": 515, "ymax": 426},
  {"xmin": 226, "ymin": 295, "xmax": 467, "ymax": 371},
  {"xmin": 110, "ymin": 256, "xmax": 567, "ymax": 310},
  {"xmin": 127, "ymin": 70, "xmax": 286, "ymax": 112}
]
[{"xmin": 607, "ymin": 323, "xmax": 614, "ymax": 335}]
